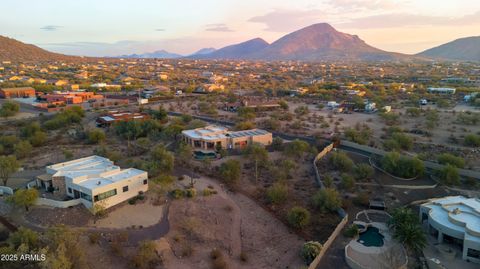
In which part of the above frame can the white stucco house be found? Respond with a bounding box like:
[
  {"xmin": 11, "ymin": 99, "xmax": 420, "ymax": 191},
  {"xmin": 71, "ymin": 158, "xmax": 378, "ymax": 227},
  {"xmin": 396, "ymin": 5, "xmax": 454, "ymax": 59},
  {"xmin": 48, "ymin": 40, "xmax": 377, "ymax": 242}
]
[
  {"xmin": 36, "ymin": 156, "xmax": 148, "ymax": 210},
  {"xmin": 420, "ymin": 196, "xmax": 480, "ymax": 264}
]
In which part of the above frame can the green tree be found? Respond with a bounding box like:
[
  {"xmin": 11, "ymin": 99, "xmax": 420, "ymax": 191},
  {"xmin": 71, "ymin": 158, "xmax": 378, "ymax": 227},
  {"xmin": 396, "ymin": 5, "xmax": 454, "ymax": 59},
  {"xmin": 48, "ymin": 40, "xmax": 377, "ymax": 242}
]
[
  {"xmin": 340, "ymin": 173, "xmax": 355, "ymax": 191},
  {"xmin": 0, "ymin": 101, "xmax": 20, "ymax": 118},
  {"xmin": 87, "ymin": 129, "xmax": 106, "ymax": 144},
  {"xmin": 312, "ymin": 188, "xmax": 342, "ymax": 213},
  {"xmin": 219, "ymin": 159, "xmax": 241, "ymax": 186},
  {"xmin": 287, "ymin": 206, "xmax": 311, "ymax": 229},
  {"xmin": 0, "ymin": 155, "xmax": 20, "ymax": 186},
  {"xmin": 149, "ymin": 145, "xmax": 174, "ymax": 176},
  {"xmin": 29, "ymin": 131, "xmax": 47, "ymax": 147},
  {"xmin": 283, "ymin": 139, "xmax": 310, "ymax": 159},
  {"xmin": 7, "ymin": 188, "xmax": 38, "ymax": 211},
  {"xmin": 14, "ymin": 141, "xmax": 33, "ymax": 159},
  {"xmin": 243, "ymin": 143, "xmax": 268, "ymax": 182}
]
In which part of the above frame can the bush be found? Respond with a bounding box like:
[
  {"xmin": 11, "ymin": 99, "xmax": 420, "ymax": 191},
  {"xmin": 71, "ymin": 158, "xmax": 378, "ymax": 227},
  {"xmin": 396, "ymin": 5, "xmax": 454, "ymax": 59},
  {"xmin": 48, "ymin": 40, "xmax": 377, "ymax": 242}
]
[
  {"xmin": 87, "ymin": 129, "xmax": 106, "ymax": 144},
  {"xmin": 464, "ymin": 134, "xmax": 480, "ymax": 147},
  {"xmin": 287, "ymin": 206, "xmax": 311, "ymax": 229},
  {"xmin": 210, "ymin": 249, "xmax": 227, "ymax": 269},
  {"xmin": 438, "ymin": 164, "xmax": 460, "ymax": 186},
  {"xmin": 329, "ymin": 151, "xmax": 354, "ymax": 172},
  {"xmin": 340, "ymin": 174, "xmax": 355, "ymax": 191},
  {"xmin": 185, "ymin": 188, "xmax": 197, "ymax": 198},
  {"xmin": 437, "ymin": 153, "xmax": 465, "ymax": 168},
  {"xmin": 354, "ymin": 164, "xmax": 374, "ymax": 181},
  {"xmin": 353, "ymin": 192, "xmax": 370, "ymax": 207},
  {"xmin": 266, "ymin": 183, "xmax": 288, "ymax": 204},
  {"xmin": 203, "ymin": 188, "xmax": 217, "ymax": 196},
  {"xmin": 343, "ymin": 224, "xmax": 359, "ymax": 238},
  {"xmin": 300, "ymin": 241, "xmax": 322, "ymax": 265},
  {"xmin": 312, "ymin": 188, "xmax": 342, "ymax": 213},
  {"xmin": 171, "ymin": 189, "xmax": 185, "ymax": 199},
  {"xmin": 219, "ymin": 159, "xmax": 241, "ymax": 185},
  {"xmin": 88, "ymin": 232, "xmax": 101, "ymax": 244},
  {"xmin": 381, "ymin": 152, "xmax": 424, "ymax": 178}
]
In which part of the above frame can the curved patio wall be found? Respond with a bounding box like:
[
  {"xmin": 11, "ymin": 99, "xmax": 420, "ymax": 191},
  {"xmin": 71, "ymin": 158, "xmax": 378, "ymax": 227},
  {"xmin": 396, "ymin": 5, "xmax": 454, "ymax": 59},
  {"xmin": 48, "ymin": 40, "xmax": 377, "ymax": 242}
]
[
  {"xmin": 35, "ymin": 198, "xmax": 82, "ymax": 208},
  {"xmin": 0, "ymin": 186, "xmax": 14, "ymax": 195}
]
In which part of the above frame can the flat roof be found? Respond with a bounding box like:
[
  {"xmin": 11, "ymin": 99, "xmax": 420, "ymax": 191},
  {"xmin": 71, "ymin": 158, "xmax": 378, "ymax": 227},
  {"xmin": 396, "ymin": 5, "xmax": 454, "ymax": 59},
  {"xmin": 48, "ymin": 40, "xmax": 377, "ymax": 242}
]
[
  {"xmin": 47, "ymin": 156, "xmax": 147, "ymax": 191},
  {"xmin": 422, "ymin": 196, "xmax": 480, "ymax": 243},
  {"xmin": 182, "ymin": 125, "xmax": 270, "ymax": 140}
]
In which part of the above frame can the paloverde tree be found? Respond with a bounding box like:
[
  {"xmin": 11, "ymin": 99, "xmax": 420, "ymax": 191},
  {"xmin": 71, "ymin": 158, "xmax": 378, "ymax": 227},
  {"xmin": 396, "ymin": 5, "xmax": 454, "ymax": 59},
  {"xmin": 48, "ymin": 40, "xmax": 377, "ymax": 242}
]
[
  {"xmin": 219, "ymin": 159, "xmax": 241, "ymax": 186},
  {"xmin": 243, "ymin": 143, "xmax": 269, "ymax": 183},
  {"xmin": 283, "ymin": 139, "xmax": 310, "ymax": 159},
  {"xmin": 7, "ymin": 188, "xmax": 39, "ymax": 211},
  {"xmin": 0, "ymin": 155, "xmax": 20, "ymax": 186}
]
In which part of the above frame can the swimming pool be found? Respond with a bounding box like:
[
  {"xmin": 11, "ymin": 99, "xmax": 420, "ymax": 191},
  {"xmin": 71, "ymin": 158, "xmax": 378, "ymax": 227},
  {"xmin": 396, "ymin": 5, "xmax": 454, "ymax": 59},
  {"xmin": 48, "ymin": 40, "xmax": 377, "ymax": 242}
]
[
  {"xmin": 193, "ymin": 151, "xmax": 217, "ymax": 160},
  {"xmin": 357, "ymin": 227, "xmax": 384, "ymax": 247}
]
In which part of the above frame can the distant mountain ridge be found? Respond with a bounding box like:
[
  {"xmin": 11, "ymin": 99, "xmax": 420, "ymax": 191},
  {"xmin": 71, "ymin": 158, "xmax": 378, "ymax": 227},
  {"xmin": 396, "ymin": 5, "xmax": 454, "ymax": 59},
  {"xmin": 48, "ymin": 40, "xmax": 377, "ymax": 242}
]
[
  {"xmin": 192, "ymin": 38, "xmax": 269, "ymax": 60},
  {"xmin": 120, "ymin": 49, "xmax": 182, "ymax": 59},
  {"xmin": 0, "ymin": 35, "xmax": 78, "ymax": 62},
  {"xmin": 417, "ymin": 36, "xmax": 480, "ymax": 61},
  {"xmin": 191, "ymin": 23, "xmax": 411, "ymax": 61}
]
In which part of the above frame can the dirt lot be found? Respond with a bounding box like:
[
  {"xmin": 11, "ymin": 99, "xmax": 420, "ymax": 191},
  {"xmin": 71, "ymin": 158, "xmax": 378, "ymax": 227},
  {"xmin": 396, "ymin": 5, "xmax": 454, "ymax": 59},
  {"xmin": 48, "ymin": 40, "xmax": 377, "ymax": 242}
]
[{"xmin": 162, "ymin": 176, "xmax": 305, "ymax": 269}]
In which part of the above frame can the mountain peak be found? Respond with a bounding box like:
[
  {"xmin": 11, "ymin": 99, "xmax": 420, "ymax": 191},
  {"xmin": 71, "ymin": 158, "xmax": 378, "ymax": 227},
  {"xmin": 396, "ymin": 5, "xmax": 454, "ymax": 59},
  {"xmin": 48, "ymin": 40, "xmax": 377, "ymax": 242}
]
[{"xmin": 0, "ymin": 35, "xmax": 77, "ymax": 62}]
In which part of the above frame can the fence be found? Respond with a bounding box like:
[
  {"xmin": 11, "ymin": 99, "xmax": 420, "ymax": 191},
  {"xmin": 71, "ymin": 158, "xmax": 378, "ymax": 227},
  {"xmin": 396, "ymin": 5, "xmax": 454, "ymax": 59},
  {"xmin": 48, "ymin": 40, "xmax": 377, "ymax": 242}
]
[
  {"xmin": 340, "ymin": 140, "xmax": 480, "ymax": 180},
  {"xmin": 35, "ymin": 198, "xmax": 82, "ymax": 208},
  {"xmin": 312, "ymin": 143, "xmax": 335, "ymax": 188},
  {"xmin": 308, "ymin": 214, "xmax": 349, "ymax": 269}
]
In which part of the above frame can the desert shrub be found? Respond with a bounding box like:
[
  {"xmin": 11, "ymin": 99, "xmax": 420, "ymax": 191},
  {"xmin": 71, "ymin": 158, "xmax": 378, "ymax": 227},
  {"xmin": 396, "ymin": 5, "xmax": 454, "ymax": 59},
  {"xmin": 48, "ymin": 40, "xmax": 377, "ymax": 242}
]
[
  {"xmin": 381, "ymin": 152, "xmax": 424, "ymax": 178},
  {"xmin": 87, "ymin": 129, "xmax": 106, "ymax": 144},
  {"xmin": 240, "ymin": 251, "xmax": 248, "ymax": 262},
  {"xmin": 329, "ymin": 151, "xmax": 354, "ymax": 172},
  {"xmin": 437, "ymin": 153, "xmax": 465, "ymax": 168},
  {"xmin": 354, "ymin": 163, "xmax": 374, "ymax": 181},
  {"xmin": 171, "ymin": 189, "xmax": 185, "ymax": 199},
  {"xmin": 343, "ymin": 224, "xmax": 359, "ymax": 238},
  {"xmin": 340, "ymin": 174, "xmax": 355, "ymax": 191},
  {"xmin": 353, "ymin": 192, "xmax": 370, "ymax": 207},
  {"xmin": 312, "ymin": 188, "xmax": 342, "ymax": 213},
  {"xmin": 438, "ymin": 164, "xmax": 460, "ymax": 186},
  {"xmin": 203, "ymin": 188, "xmax": 216, "ymax": 196},
  {"xmin": 300, "ymin": 241, "xmax": 322, "ymax": 265},
  {"xmin": 185, "ymin": 188, "xmax": 197, "ymax": 198},
  {"xmin": 287, "ymin": 206, "xmax": 311, "ymax": 229},
  {"xmin": 210, "ymin": 248, "xmax": 227, "ymax": 269},
  {"xmin": 323, "ymin": 175, "xmax": 334, "ymax": 188},
  {"xmin": 131, "ymin": 240, "xmax": 162, "ymax": 269},
  {"xmin": 88, "ymin": 232, "xmax": 101, "ymax": 244},
  {"xmin": 266, "ymin": 183, "xmax": 288, "ymax": 204},
  {"xmin": 464, "ymin": 134, "xmax": 480, "ymax": 147}
]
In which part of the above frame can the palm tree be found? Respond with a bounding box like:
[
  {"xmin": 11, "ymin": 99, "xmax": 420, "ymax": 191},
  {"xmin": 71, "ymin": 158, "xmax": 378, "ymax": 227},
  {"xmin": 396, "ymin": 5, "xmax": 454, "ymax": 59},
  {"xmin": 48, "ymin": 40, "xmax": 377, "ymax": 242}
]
[
  {"xmin": 389, "ymin": 207, "xmax": 427, "ymax": 253},
  {"xmin": 394, "ymin": 222, "xmax": 426, "ymax": 253}
]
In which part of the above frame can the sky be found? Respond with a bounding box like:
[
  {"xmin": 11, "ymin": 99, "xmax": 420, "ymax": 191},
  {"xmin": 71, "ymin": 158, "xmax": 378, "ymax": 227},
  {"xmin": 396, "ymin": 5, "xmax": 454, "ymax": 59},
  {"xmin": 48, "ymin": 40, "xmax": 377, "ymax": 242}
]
[{"xmin": 1, "ymin": 0, "xmax": 480, "ymax": 57}]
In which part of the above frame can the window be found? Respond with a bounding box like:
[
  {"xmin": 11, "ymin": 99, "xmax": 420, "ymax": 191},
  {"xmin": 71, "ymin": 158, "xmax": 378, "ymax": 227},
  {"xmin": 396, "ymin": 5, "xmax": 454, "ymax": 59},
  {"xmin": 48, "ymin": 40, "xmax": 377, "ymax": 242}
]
[
  {"xmin": 94, "ymin": 189, "xmax": 117, "ymax": 202},
  {"xmin": 67, "ymin": 188, "xmax": 72, "ymax": 194},
  {"xmin": 123, "ymin": 186, "xmax": 129, "ymax": 192},
  {"xmin": 143, "ymin": 179, "xmax": 148, "ymax": 185},
  {"xmin": 467, "ymin": 248, "xmax": 480, "ymax": 259},
  {"xmin": 80, "ymin": 192, "xmax": 92, "ymax": 202}
]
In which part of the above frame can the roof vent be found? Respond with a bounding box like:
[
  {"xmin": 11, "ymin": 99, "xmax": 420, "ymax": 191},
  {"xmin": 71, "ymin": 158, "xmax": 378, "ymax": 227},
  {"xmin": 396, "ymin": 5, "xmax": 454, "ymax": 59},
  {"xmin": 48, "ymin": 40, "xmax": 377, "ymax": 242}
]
[{"xmin": 97, "ymin": 181, "xmax": 101, "ymax": 185}]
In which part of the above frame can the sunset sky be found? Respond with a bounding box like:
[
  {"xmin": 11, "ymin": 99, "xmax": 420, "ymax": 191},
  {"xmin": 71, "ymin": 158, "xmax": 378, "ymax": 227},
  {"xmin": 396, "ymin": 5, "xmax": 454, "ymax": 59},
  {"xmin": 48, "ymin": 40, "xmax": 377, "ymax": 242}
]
[{"xmin": 1, "ymin": 0, "xmax": 479, "ymax": 56}]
